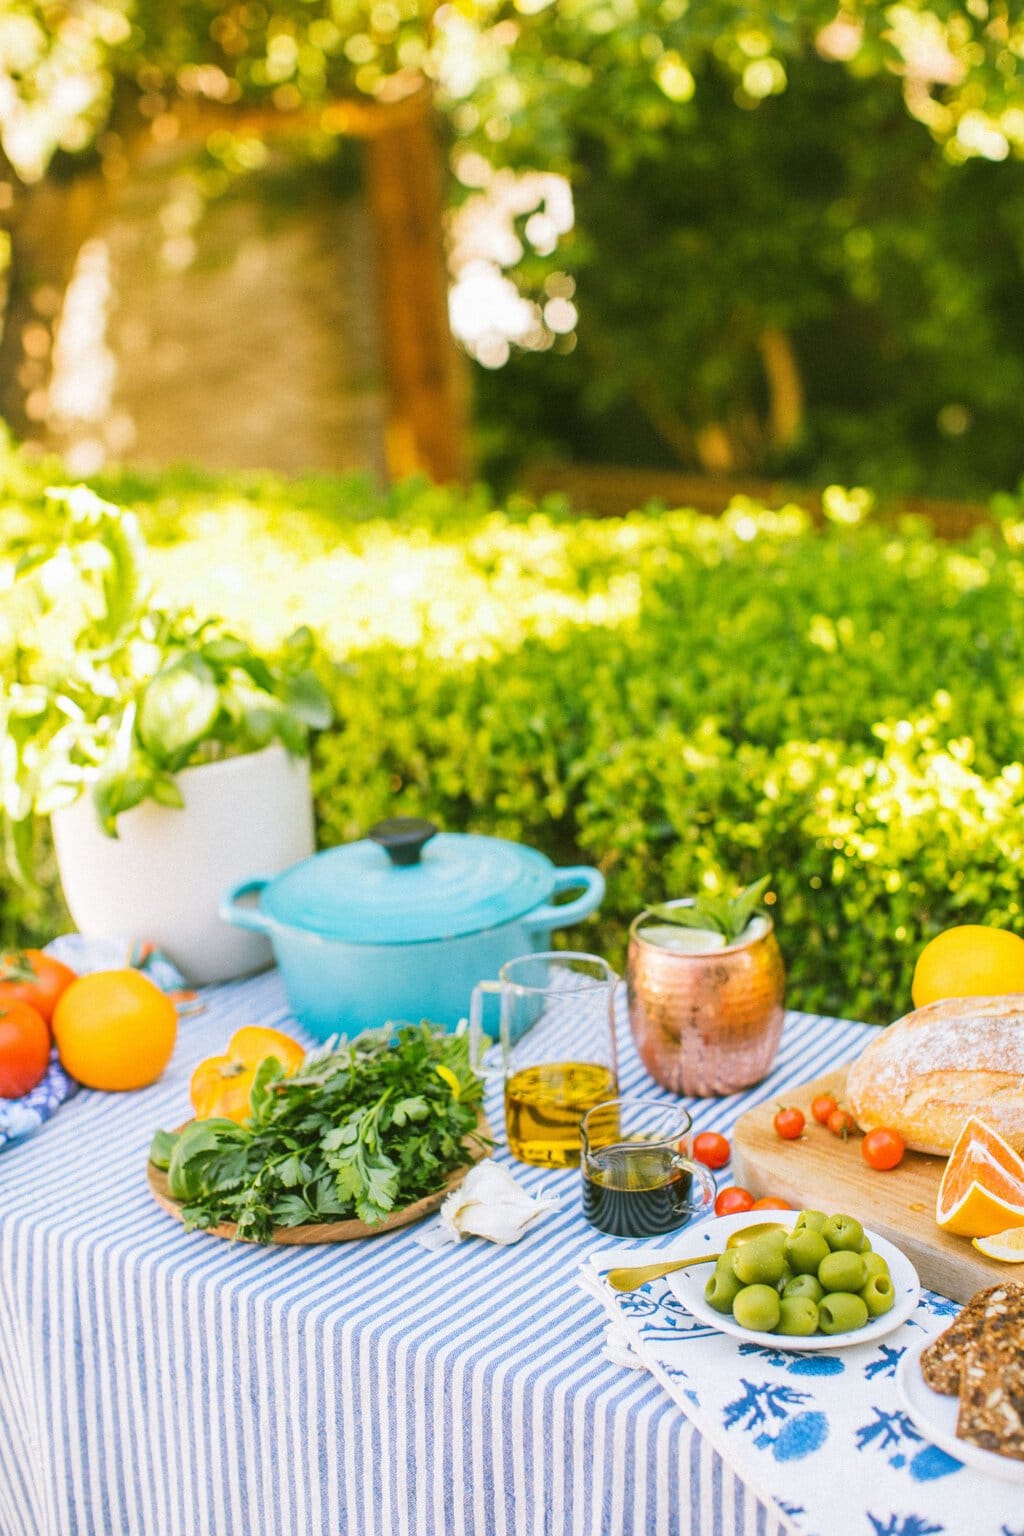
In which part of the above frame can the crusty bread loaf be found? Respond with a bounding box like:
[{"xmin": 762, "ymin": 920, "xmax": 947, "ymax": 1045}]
[{"xmin": 845, "ymin": 995, "xmax": 1024, "ymax": 1155}]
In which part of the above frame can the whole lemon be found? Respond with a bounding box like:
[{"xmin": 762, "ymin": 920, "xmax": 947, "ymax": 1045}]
[
  {"xmin": 911, "ymin": 925, "xmax": 1024, "ymax": 1010},
  {"xmin": 52, "ymin": 969, "xmax": 177, "ymax": 1091}
]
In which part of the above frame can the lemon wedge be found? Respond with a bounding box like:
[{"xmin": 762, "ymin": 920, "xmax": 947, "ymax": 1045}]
[{"xmin": 971, "ymin": 1227, "xmax": 1024, "ymax": 1262}]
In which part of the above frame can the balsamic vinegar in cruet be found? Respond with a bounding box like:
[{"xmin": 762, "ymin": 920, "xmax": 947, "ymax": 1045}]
[{"xmin": 582, "ymin": 1146, "xmax": 694, "ymax": 1237}]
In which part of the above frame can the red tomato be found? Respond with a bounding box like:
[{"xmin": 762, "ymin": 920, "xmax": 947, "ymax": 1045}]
[
  {"xmin": 751, "ymin": 1196, "xmax": 792, "ymax": 1210},
  {"xmin": 0, "ymin": 1000, "xmax": 50, "ymax": 1098},
  {"xmin": 714, "ymin": 1186, "xmax": 755, "ymax": 1217},
  {"xmin": 827, "ymin": 1107, "xmax": 857, "ymax": 1139},
  {"xmin": 862, "ymin": 1127, "xmax": 906, "ymax": 1171},
  {"xmin": 0, "ymin": 950, "xmax": 76, "ymax": 1025},
  {"xmin": 693, "ymin": 1131, "xmax": 731, "ymax": 1170},
  {"xmin": 773, "ymin": 1105, "xmax": 805, "ymax": 1140},
  {"xmin": 810, "ymin": 1093, "xmax": 839, "ymax": 1127}
]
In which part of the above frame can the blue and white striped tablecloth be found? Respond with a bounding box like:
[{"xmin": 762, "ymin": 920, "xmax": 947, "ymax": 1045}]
[{"xmin": 0, "ymin": 970, "xmax": 874, "ymax": 1536}]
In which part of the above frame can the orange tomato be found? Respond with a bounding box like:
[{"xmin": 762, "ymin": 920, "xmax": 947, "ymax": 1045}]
[
  {"xmin": 693, "ymin": 1131, "xmax": 731, "ymax": 1170},
  {"xmin": 0, "ymin": 1000, "xmax": 50, "ymax": 1098},
  {"xmin": 861, "ymin": 1127, "xmax": 906, "ymax": 1171},
  {"xmin": 714, "ymin": 1186, "xmax": 755, "ymax": 1216},
  {"xmin": 0, "ymin": 949, "xmax": 76, "ymax": 1024},
  {"xmin": 810, "ymin": 1093, "xmax": 838, "ymax": 1127},
  {"xmin": 190, "ymin": 1025, "xmax": 306, "ymax": 1123},
  {"xmin": 52, "ymin": 970, "xmax": 177, "ymax": 1091},
  {"xmin": 827, "ymin": 1107, "xmax": 857, "ymax": 1139}
]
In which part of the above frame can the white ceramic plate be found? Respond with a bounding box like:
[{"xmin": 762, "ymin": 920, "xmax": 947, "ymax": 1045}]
[
  {"xmin": 665, "ymin": 1210, "xmax": 920, "ymax": 1351},
  {"xmin": 896, "ymin": 1332, "xmax": 1024, "ymax": 1484}
]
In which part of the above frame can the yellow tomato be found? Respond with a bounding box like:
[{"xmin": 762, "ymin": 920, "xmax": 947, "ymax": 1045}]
[{"xmin": 190, "ymin": 1025, "xmax": 306, "ymax": 1123}]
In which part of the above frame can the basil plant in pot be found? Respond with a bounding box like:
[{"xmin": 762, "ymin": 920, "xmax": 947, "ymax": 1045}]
[{"xmin": 0, "ymin": 486, "xmax": 333, "ymax": 983}]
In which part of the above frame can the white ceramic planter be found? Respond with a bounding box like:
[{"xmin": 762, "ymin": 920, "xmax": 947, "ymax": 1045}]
[{"xmin": 51, "ymin": 744, "xmax": 315, "ymax": 984}]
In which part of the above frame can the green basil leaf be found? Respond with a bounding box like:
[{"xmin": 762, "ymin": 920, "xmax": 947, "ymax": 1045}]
[
  {"xmin": 137, "ymin": 657, "xmax": 220, "ymax": 763},
  {"xmin": 148, "ymin": 1129, "xmax": 178, "ymax": 1171},
  {"xmin": 280, "ymin": 672, "xmax": 333, "ymax": 730}
]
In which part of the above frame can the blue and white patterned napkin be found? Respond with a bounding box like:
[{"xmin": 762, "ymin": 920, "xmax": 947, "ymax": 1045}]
[
  {"xmin": 584, "ymin": 1249, "xmax": 1023, "ymax": 1536},
  {"xmin": 0, "ymin": 1050, "xmax": 79, "ymax": 1153}
]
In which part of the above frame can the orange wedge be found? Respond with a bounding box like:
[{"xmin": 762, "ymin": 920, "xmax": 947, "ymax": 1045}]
[{"xmin": 935, "ymin": 1115, "xmax": 1024, "ymax": 1238}]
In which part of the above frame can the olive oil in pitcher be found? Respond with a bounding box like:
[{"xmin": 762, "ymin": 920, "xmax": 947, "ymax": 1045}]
[{"xmin": 504, "ymin": 1062, "xmax": 617, "ymax": 1168}]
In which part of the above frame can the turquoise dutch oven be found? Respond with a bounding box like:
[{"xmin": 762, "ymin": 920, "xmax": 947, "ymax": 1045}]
[{"xmin": 219, "ymin": 819, "xmax": 605, "ymax": 1040}]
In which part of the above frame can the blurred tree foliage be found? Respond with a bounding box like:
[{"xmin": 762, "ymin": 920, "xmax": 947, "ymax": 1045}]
[{"xmin": 3, "ymin": 2, "xmax": 1024, "ymax": 491}]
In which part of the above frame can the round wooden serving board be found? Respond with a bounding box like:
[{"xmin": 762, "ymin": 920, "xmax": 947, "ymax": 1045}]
[{"xmin": 148, "ymin": 1115, "xmax": 492, "ymax": 1245}]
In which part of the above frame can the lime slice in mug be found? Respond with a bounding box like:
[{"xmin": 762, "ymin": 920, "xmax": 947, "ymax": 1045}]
[{"xmin": 639, "ymin": 925, "xmax": 727, "ymax": 953}]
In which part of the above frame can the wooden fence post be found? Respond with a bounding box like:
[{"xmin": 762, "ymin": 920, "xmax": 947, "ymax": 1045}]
[{"xmin": 364, "ymin": 94, "xmax": 469, "ymax": 483}]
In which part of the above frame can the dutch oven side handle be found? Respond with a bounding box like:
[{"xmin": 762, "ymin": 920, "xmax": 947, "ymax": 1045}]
[
  {"xmin": 219, "ymin": 877, "xmax": 275, "ymax": 934},
  {"xmin": 522, "ymin": 867, "xmax": 606, "ymax": 933}
]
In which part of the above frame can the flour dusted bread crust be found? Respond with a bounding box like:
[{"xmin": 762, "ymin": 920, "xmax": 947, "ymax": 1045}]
[{"xmin": 845, "ymin": 995, "xmax": 1024, "ymax": 1155}]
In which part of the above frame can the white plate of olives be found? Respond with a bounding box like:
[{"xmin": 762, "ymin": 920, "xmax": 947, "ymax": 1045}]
[{"xmin": 666, "ymin": 1209, "xmax": 920, "ymax": 1351}]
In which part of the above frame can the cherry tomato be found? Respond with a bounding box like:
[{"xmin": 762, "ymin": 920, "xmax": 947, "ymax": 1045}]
[
  {"xmin": 0, "ymin": 949, "xmax": 76, "ymax": 1025},
  {"xmin": 773, "ymin": 1105, "xmax": 805, "ymax": 1140},
  {"xmin": 0, "ymin": 999, "xmax": 50, "ymax": 1098},
  {"xmin": 693, "ymin": 1131, "xmax": 731, "ymax": 1170},
  {"xmin": 751, "ymin": 1196, "xmax": 792, "ymax": 1210},
  {"xmin": 714, "ymin": 1186, "xmax": 755, "ymax": 1217},
  {"xmin": 827, "ymin": 1107, "xmax": 857, "ymax": 1139},
  {"xmin": 811, "ymin": 1093, "xmax": 839, "ymax": 1127},
  {"xmin": 862, "ymin": 1126, "xmax": 906, "ymax": 1171}
]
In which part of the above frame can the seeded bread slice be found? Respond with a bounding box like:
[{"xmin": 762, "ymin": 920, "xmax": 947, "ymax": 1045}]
[
  {"xmin": 919, "ymin": 1282, "xmax": 1024, "ymax": 1395},
  {"xmin": 956, "ymin": 1323, "xmax": 1024, "ymax": 1460}
]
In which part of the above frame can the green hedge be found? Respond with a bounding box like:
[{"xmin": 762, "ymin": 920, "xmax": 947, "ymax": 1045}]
[{"xmin": 4, "ymin": 439, "xmax": 1024, "ymax": 1023}]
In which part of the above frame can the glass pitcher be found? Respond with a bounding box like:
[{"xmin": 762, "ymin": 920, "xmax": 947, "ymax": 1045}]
[{"xmin": 469, "ymin": 951, "xmax": 619, "ymax": 1168}]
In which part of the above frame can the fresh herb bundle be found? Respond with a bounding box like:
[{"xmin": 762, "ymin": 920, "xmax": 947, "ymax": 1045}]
[{"xmin": 149, "ymin": 1024, "xmax": 488, "ymax": 1242}]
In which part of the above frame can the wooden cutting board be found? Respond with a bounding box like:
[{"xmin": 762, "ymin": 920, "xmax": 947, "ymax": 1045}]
[{"xmin": 731, "ymin": 1066, "xmax": 1014, "ymax": 1304}]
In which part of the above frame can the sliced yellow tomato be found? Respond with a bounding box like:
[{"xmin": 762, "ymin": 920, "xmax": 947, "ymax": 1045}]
[{"xmin": 190, "ymin": 1025, "xmax": 306, "ymax": 1123}]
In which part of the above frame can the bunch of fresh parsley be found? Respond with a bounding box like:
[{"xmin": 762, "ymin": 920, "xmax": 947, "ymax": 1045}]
[{"xmin": 149, "ymin": 1024, "xmax": 488, "ymax": 1242}]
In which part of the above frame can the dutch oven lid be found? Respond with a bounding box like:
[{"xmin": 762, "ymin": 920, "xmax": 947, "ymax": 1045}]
[{"xmin": 259, "ymin": 819, "xmax": 557, "ymax": 944}]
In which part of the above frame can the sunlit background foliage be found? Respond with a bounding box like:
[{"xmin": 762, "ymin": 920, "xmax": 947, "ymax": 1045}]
[
  {"xmin": 5, "ymin": 435, "xmax": 1024, "ymax": 1022},
  {"xmin": 5, "ymin": 9, "xmax": 1024, "ymax": 1021},
  {"xmin": 4, "ymin": 2, "xmax": 1024, "ymax": 490}
]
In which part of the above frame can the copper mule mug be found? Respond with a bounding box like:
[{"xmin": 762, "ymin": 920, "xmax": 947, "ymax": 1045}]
[{"xmin": 627, "ymin": 903, "xmax": 785, "ymax": 1096}]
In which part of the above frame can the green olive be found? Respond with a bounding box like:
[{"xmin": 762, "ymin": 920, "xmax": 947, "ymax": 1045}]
[
  {"xmin": 860, "ymin": 1273, "xmax": 895, "ymax": 1317},
  {"xmin": 794, "ymin": 1209, "xmax": 827, "ymax": 1233},
  {"xmin": 821, "ymin": 1214, "xmax": 864, "ymax": 1252},
  {"xmin": 732, "ymin": 1284, "xmax": 781, "ymax": 1332},
  {"xmin": 818, "ymin": 1292, "xmax": 869, "ymax": 1335},
  {"xmin": 733, "ymin": 1238, "xmax": 787, "ymax": 1287},
  {"xmin": 776, "ymin": 1296, "xmax": 820, "ymax": 1336},
  {"xmin": 784, "ymin": 1228, "xmax": 830, "ymax": 1276},
  {"xmin": 783, "ymin": 1273, "xmax": 824, "ymax": 1303},
  {"xmin": 858, "ymin": 1233, "xmax": 873, "ymax": 1253},
  {"xmin": 818, "ymin": 1251, "xmax": 867, "ymax": 1293},
  {"xmin": 704, "ymin": 1256, "xmax": 745, "ymax": 1314},
  {"xmin": 861, "ymin": 1251, "xmax": 890, "ymax": 1283}
]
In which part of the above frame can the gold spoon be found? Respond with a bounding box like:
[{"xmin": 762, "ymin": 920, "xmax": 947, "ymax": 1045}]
[{"xmin": 604, "ymin": 1222, "xmax": 788, "ymax": 1293}]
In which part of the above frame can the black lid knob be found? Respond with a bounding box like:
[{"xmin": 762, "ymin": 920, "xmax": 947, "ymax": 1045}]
[{"xmin": 368, "ymin": 818, "xmax": 438, "ymax": 867}]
